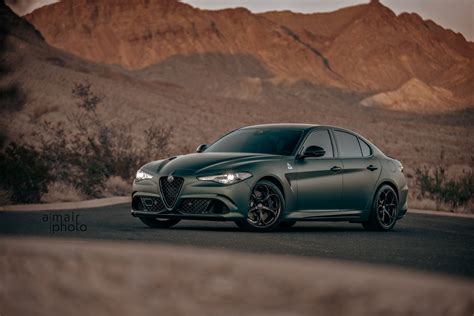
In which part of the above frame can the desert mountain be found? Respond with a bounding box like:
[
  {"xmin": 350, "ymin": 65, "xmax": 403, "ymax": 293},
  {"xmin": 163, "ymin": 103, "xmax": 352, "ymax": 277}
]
[
  {"xmin": 1, "ymin": 0, "xmax": 473, "ymax": 169},
  {"xmin": 360, "ymin": 78, "xmax": 460, "ymax": 112},
  {"xmin": 263, "ymin": 1, "xmax": 474, "ymax": 92},
  {"xmin": 24, "ymin": 0, "xmax": 341, "ymax": 88},
  {"xmin": 24, "ymin": 0, "xmax": 474, "ymax": 108}
]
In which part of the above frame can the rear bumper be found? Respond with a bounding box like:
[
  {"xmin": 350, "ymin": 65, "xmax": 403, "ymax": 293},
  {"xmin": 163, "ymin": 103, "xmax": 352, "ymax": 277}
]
[{"xmin": 397, "ymin": 207, "xmax": 408, "ymax": 219}]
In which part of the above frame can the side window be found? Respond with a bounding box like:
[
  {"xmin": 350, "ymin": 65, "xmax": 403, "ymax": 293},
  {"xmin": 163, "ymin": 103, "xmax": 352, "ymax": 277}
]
[
  {"xmin": 358, "ymin": 138, "xmax": 372, "ymax": 157},
  {"xmin": 334, "ymin": 131, "xmax": 362, "ymax": 158},
  {"xmin": 302, "ymin": 130, "xmax": 334, "ymax": 158}
]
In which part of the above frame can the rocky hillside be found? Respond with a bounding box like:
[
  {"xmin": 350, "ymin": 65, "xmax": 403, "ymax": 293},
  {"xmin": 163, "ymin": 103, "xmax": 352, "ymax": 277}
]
[
  {"xmin": 0, "ymin": 0, "xmax": 472, "ymax": 169},
  {"xmin": 24, "ymin": 0, "xmax": 474, "ymax": 109},
  {"xmin": 360, "ymin": 78, "xmax": 458, "ymax": 111},
  {"xmin": 262, "ymin": 1, "xmax": 474, "ymax": 95},
  {"xmin": 24, "ymin": 0, "xmax": 341, "ymax": 88}
]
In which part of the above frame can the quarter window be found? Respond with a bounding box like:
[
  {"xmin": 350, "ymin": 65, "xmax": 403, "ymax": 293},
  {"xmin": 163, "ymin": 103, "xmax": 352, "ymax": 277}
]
[
  {"xmin": 358, "ymin": 138, "xmax": 372, "ymax": 157},
  {"xmin": 302, "ymin": 130, "xmax": 334, "ymax": 158},
  {"xmin": 334, "ymin": 131, "xmax": 362, "ymax": 158}
]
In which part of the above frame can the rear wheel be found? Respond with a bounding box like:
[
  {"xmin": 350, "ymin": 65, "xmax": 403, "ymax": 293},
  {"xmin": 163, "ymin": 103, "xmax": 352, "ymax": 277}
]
[
  {"xmin": 139, "ymin": 217, "xmax": 180, "ymax": 228},
  {"xmin": 235, "ymin": 180, "xmax": 284, "ymax": 232},
  {"xmin": 362, "ymin": 184, "xmax": 399, "ymax": 231}
]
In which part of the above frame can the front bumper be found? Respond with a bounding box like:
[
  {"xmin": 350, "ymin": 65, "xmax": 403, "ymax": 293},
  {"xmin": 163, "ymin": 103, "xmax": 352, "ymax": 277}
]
[{"xmin": 131, "ymin": 172, "xmax": 251, "ymax": 220}]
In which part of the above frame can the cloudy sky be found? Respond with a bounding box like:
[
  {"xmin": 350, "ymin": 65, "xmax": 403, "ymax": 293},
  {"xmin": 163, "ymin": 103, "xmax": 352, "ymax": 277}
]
[{"xmin": 6, "ymin": 0, "xmax": 473, "ymax": 40}]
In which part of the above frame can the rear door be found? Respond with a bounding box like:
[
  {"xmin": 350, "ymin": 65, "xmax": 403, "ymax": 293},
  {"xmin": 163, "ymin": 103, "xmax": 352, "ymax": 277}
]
[
  {"xmin": 295, "ymin": 128, "xmax": 343, "ymax": 211},
  {"xmin": 332, "ymin": 130, "xmax": 381, "ymax": 211}
]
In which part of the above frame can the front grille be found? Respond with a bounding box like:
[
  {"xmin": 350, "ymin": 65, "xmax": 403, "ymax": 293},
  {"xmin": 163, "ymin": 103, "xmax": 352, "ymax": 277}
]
[
  {"xmin": 139, "ymin": 196, "xmax": 166, "ymax": 213},
  {"xmin": 133, "ymin": 195, "xmax": 230, "ymax": 215},
  {"xmin": 178, "ymin": 199, "xmax": 212, "ymax": 214},
  {"xmin": 160, "ymin": 176, "xmax": 184, "ymax": 207},
  {"xmin": 177, "ymin": 199, "xmax": 230, "ymax": 215}
]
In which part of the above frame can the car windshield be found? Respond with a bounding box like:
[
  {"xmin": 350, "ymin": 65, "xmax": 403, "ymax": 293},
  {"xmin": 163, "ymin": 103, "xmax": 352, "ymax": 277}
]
[{"xmin": 205, "ymin": 128, "xmax": 303, "ymax": 156}]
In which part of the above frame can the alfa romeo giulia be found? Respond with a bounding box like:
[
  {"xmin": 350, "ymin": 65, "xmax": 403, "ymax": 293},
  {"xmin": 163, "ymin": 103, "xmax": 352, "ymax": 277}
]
[{"xmin": 131, "ymin": 124, "xmax": 408, "ymax": 232}]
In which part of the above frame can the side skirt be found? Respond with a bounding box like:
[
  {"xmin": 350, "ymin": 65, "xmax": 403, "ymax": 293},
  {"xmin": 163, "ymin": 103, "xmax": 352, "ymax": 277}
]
[{"xmin": 284, "ymin": 209, "xmax": 363, "ymax": 221}]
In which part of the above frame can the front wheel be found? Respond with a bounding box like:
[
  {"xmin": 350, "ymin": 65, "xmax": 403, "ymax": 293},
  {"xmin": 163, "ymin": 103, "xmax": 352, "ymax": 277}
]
[
  {"xmin": 362, "ymin": 185, "xmax": 399, "ymax": 231},
  {"xmin": 235, "ymin": 180, "xmax": 284, "ymax": 232},
  {"xmin": 139, "ymin": 217, "xmax": 181, "ymax": 228}
]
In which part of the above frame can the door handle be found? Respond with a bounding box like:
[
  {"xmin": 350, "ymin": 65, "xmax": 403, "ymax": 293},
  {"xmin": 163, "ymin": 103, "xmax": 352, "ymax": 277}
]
[
  {"xmin": 367, "ymin": 165, "xmax": 378, "ymax": 171},
  {"xmin": 330, "ymin": 166, "xmax": 342, "ymax": 172}
]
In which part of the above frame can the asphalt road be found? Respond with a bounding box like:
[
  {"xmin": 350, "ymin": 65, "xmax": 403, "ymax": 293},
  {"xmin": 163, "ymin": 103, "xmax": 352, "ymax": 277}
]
[{"xmin": 1, "ymin": 203, "xmax": 473, "ymax": 278}]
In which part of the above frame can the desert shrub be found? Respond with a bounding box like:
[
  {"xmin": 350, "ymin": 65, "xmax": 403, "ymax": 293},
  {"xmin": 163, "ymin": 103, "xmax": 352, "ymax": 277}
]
[
  {"xmin": 0, "ymin": 142, "xmax": 50, "ymax": 203},
  {"xmin": 39, "ymin": 80, "xmax": 171, "ymax": 198},
  {"xmin": 415, "ymin": 166, "xmax": 473, "ymax": 209},
  {"xmin": 41, "ymin": 181, "xmax": 85, "ymax": 203},
  {"xmin": 103, "ymin": 176, "xmax": 131, "ymax": 196},
  {"xmin": 71, "ymin": 80, "xmax": 103, "ymax": 112},
  {"xmin": 1, "ymin": 80, "xmax": 172, "ymax": 203}
]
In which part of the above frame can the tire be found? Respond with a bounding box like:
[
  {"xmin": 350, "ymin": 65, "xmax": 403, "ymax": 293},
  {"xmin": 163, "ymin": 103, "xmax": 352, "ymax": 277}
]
[
  {"xmin": 139, "ymin": 217, "xmax": 181, "ymax": 228},
  {"xmin": 278, "ymin": 221, "xmax": 296, "ymax": 228},
  {"xmin": 362, "ymin": 184, "xmax": 399, "ymax": 231},
  {"xmin": 235, "ymin": 180, "xmax": 284, "ymax": 232}
]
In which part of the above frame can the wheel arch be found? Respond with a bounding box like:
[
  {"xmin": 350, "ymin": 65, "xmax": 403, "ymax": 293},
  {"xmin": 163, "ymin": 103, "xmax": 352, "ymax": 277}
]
[
  {"xmin": 258, "ymin": 175, "xmax": 286, "ymax": 200},
  {"xmin": 375, "ymin": 180, "xmax": 400, "ymax": 201}
]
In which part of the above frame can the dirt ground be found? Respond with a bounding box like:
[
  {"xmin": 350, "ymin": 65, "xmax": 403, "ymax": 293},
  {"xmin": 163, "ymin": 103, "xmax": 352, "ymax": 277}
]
[{"xmin": 1, "ymin": 238, "xmax": 473, "ymax": 316}]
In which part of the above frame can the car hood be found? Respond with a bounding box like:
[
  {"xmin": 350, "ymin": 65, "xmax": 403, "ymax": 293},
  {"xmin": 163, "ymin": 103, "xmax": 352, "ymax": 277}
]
[{"xmin": 143, "ymin": 152, "xmax": 282, "ymax": 175}]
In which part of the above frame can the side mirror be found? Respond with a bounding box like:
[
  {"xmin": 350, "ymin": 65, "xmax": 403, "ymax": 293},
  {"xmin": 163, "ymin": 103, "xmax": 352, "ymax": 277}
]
[
  {"xmin": 300, "ymin": 146, "xmax": 326, "ymax": 159},
  {"xmin": 196, "ymin": 144, "xmax": 207, "ymax": 153}
]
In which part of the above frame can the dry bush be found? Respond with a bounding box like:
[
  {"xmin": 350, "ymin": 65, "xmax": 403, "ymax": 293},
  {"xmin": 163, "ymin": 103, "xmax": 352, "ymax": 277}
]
[
  {"xmin": 0, "ymin": 142, "xmax": 50, "ymax": 203},
  {"xmin": 103, "ymin": 176, "xmax": 131, "ymax": 197},
  {"xmin": 415, "ymin": 165, "xmax": 473, "ymax": 212},
  {"xmin": 39, "ymin": 80, "xmax": 172, "ymax": 198},
  {"xmin": 0, "ymin": 80, "xmax": 173, "ymax": 204},
  {"xmin": 409, "ymin": 194, "xmax": 474, "ymax": 214},
  {"xmin": 71, "ymin": 80, "xmax": 103, "ymax": 112},
  {"xmin": 41, "ymin": 181, "xmax": 86, "ymax": 203},
  {"xmin": 408, "ymin": 197, "xmax": 438, "ymax": 211}
]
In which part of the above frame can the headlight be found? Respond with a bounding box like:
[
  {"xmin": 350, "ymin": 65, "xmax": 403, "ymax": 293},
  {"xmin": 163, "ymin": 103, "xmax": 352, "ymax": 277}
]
[
  {"xmin": 135, "ymin": 169, "xmax": 153, "ymax": 181},
  {"xmin": 197, "ymin": 172, "xmax": 252, "ymax": 184}
]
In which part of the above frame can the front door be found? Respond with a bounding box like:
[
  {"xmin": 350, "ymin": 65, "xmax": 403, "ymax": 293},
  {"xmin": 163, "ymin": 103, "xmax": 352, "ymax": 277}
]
[{"xmin": 295, "ymin": 129, "xmax": 343, "ymax": 211}]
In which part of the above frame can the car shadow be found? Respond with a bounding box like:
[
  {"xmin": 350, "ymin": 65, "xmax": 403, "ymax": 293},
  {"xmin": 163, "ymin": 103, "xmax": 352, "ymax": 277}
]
[{"xmin": 165, "ymin": 223, "xmax": 371, "ymax": 233}]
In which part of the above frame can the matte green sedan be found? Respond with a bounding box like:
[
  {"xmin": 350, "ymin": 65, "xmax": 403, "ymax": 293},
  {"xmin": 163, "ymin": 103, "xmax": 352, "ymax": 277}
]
[{"xmin": 131, "ymin": 124, "xmax": 408, "ymax": 232}]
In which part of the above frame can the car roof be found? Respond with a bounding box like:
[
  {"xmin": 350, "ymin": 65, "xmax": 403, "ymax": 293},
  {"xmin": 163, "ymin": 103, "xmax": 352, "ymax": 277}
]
[
  {"xmin": 229, "ymin": 124, "xmax": 383, "ymax": 156},
  {"xmin": 239, "ymin": 123, "xmax": 318, "ymax": 131},
  {"xmin": 239, "ymin": 124, "xmax": 362, "ymax": 134}
]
